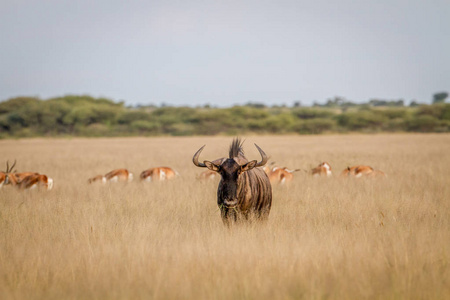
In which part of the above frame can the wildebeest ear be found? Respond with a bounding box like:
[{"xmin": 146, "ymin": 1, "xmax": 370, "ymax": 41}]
[
  {"xmin": 241, "ymin": 160, "xmax": 257, "ymax": 172},
  {"xmin": 204, "ymin": 161, "xmax": 220, "ymax": 172}
]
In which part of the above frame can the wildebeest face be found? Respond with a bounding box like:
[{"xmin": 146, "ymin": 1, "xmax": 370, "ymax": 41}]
[{"xmin": 205, "ymin": 158, "xmax": 257, "ymax": 206}]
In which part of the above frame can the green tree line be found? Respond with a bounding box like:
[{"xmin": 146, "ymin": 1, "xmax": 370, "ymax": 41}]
[{"xmin": 0, "ymin": 95, "xmax": 449, "ymax": 138}]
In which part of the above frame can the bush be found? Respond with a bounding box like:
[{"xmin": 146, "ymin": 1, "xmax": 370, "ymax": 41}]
[
  {"xmin": 167, "ymin": 123, "xmax": 196, "ymax": 136},
  {"xmin": 130, "ymin": 120, "xmax": 161, "ymax": 133},
  {"xmin": 193, "ymin": 120, "xmax": 227, "ymax": 135},
  {"xmin": 405, "ymin": 115, "xmax": 440, "ymax": 132},
  {"xmin": 0, "ymin": 97, "xmax": 40, "ymax": 114},
  {"xmin": 336, "ymin": 111, "xmax": 387, "ymax": 131},
  {"xmin": 376, "ymin": 108, "xmax": 408, "ymax": 119},
  {"xmin": 294, "ymin": 119, "xmax": 336, "ymax": 134},
  {"xmin": 62, "ymin": 106, "xmax": 97, "ymax": 126},
  {"xmin": 117, "ymin": 110, "xmax": 152, "ymax": 124},
  {"xmin": 416, "ymin": 104, "xmax": 450, "ymax": 120},
  {"xmin": 382, "ymin": 118, "xmax": 406, "ymax": 132},
  {"xmin": 442, "ymin": 106, "xmax": 450, "ymax": 121},
  {"xmin": 0, "ymin": 95, "xmax": 448, "ymax": 136},
  {"xmin": 228, "ymin": 106, "xmax": 270, "ymax": 119},
  {"xmin": 80, "ymin": 123, "xmax": 110, "ymax": 137},
  {"xmin": 292, "ymin": 108, "xmax": 335, "ymax": 119}
]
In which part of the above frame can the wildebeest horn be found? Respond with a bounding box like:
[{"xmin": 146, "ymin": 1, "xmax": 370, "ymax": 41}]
[
  {"xmin": 193, "ymin": 145, "xmax": 207, "ymax": 168},
  {"xmin": 254, "ymin": 144, "xmax": 268, "ymax": 167}
]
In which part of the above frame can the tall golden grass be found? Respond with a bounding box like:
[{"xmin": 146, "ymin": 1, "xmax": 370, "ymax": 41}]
[{"xmin": 0, "ymin": 134, "xmax": 449, "ymax": 299}]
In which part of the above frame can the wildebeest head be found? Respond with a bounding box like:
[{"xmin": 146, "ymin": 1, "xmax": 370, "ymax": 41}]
[{"xmin": 193, "ymin": 138, "xmax": 268, "ymax": 207}]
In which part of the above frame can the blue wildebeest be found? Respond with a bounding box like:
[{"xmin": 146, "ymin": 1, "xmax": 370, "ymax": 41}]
[{"xmin": 193, "ymin": 138, "xmax": 272, "ymax": 224}]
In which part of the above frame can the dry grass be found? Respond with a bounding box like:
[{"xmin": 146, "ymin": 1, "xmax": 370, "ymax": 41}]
[{"xmin": 0, "ymin": 134, "xmax": 449, "ymax": 300}]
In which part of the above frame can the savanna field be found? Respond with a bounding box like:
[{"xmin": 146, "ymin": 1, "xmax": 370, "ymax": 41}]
[{"xmin": 0, "ymin": 134, "xmax": 449, "ymax": 299}]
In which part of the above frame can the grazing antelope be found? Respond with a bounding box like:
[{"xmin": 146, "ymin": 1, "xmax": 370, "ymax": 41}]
[
  {"xmin": 340, "ymin": 165, "xmax": 386, "ymax": 178},
  {"xmin": 1, "ymin": 160, "xmax": 17, "ymax": 188},
  {"xmin": 18, "ymin": 173, "xmax": 54, "ymax": 190},
  {"xmin": 9, "ymin": 172, "xmax": 40, "ymax": 184},
  {"xmin": 340, "ymin": 165, "xmax": 370, "ymax": 177},
  {"xmin": 262, "ymin": 161, "xmax": 278, "ymax": 175},
  {"xmin": 87, "ymin": 175, "xmax": 107, "ymax": 184},
  {"xmin": 264, "ymin": 162, "xmax": 301, "ymax": 185},
  {"xmin": 311, "ymin": 162, "xmax": 332, "ymax": 177},
  {"xmin": 193, "ymin": 138, "xmax": 272, "ymax": 225},
  {"xmin": 340, "ymin": 166, "xmax": 356, "ymax": 177},
  {"xmin": 0, "ymin": 172, "xmax": 5, "ymax": 189},
  {"xmin": 1, "ymin": 160, "xmax": 53, "ymax": 190},
  {"xmin": 104, "ymin": 169, "xmax": 134, "ymax": 182},
  {"xmin": 367, "ymin": 169, "xmax": 387, "ymax": 178},
  {"xmin": 196, "ymin": 170, "xmax": 218, "ymax": 181},
  {"xmin": 267, "ymin": 167, "xmax": 301, "ymax": 184},
  {"xmin": 140, "ymin": 167, "xmax": 178, "ymax": 182}
]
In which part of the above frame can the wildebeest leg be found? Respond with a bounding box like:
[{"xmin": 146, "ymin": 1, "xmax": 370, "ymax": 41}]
[
  {"xmin": 258, "ymin": 210, "xmax": 270, "ymax": 222},
  {"xmin": 221, "ymin": 207, "xmax": 238, "ymax": 225}
]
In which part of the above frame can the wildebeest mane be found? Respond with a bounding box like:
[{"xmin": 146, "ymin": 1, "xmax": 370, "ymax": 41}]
[{"xmin": 229, "ymin": 138, "xmax": 246, "ymax": 160}]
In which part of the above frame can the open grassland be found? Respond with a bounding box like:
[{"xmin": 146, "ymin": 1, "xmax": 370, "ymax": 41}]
[{"xmin": 0, "ymin": 134, "xmax": 449, "ymax": 299}]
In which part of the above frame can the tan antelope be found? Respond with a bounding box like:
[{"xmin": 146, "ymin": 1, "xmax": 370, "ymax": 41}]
[
  {"xmin": 366, "ymin": 169, "xmax": 387, "ymax": 178},
  {"xmin": 1, "ymin": 160, "xmax": 53, "ymax": 190},
  {"xmin": 340, "ymin": 165, "xmax": 386, "ymax": 178},
  {"xmin": 140, "ymin": 167, "xmax": 179, "ymax": 182},
  {"xmin": 196, "ymin": 170, "xmax": 218, "ymax": 181},
  {"xmin": 17, "ymin": 173, "xmax": 54, "ymax": 190},
  {"xmin": 262, "ymin": 161, "xmax": 278, "ymax": 175},
  {"xmin": 87, "ymin": 174, "xmax": 107, "ymax": 184},
  {"xmin": 0, "ymin": 160, "xmax": 17, "ymax": 188},
  {"xmin": 104, "ymin": 169, "xmax": 134, "ymax": 182},
  {"xmin": 264, "ymin": 164, "xmax": 301, "ymax": 185},
  {"xmin": 340, "ymin": 165, "xmax": 370, "ymax": 177},
  {"xmin": 0, "ymin": 172, "xmax": 6, "ymax": 189},
  {"xmin": 88, "ymin": 169, "xmax": 133, "ymax": 184},
  {"xmin": 10, "ymin": 172, "xmax": 40, "ymax": 184},
  {"xmin": 311, "ymin": 162, "xmax": 332, "ymax": 177}
]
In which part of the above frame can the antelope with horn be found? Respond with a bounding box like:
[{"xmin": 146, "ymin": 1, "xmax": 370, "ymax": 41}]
[
  {"xmin": 0, "ymin": 160, "xmax": 16, "ymax": 189},
  {"xmin": 1, "ymin": 160, "xmax": 53, "ymax": 190}
]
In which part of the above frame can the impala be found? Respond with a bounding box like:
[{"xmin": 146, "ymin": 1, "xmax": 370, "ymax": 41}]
[
  {"xmin": 311, "ymin": 162, "xmax": 332, "ymax": 177},
  {"xmin": 140, "ymin": 167, "xmax": 178, "ymax": 181}
]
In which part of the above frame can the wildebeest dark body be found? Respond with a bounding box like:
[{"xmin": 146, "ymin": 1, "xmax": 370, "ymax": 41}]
[{"xmin": 193, "ymin": 138, "xmax": 272, "ymax": 225}]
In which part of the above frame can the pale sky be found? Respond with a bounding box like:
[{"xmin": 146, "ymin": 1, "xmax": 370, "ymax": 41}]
[{"xmin": 1, "ymin": 0, "xmax": 449, "ymax": 106}]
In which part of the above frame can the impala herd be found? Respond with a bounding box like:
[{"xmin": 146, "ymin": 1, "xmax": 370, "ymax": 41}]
[
  {"xmin": 0, "ymin": 144, "xmax": 386, "ymax": 192},
  {"xmin": 0, "ymin": 139, "xmax": 387, "ymax": 225}
]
